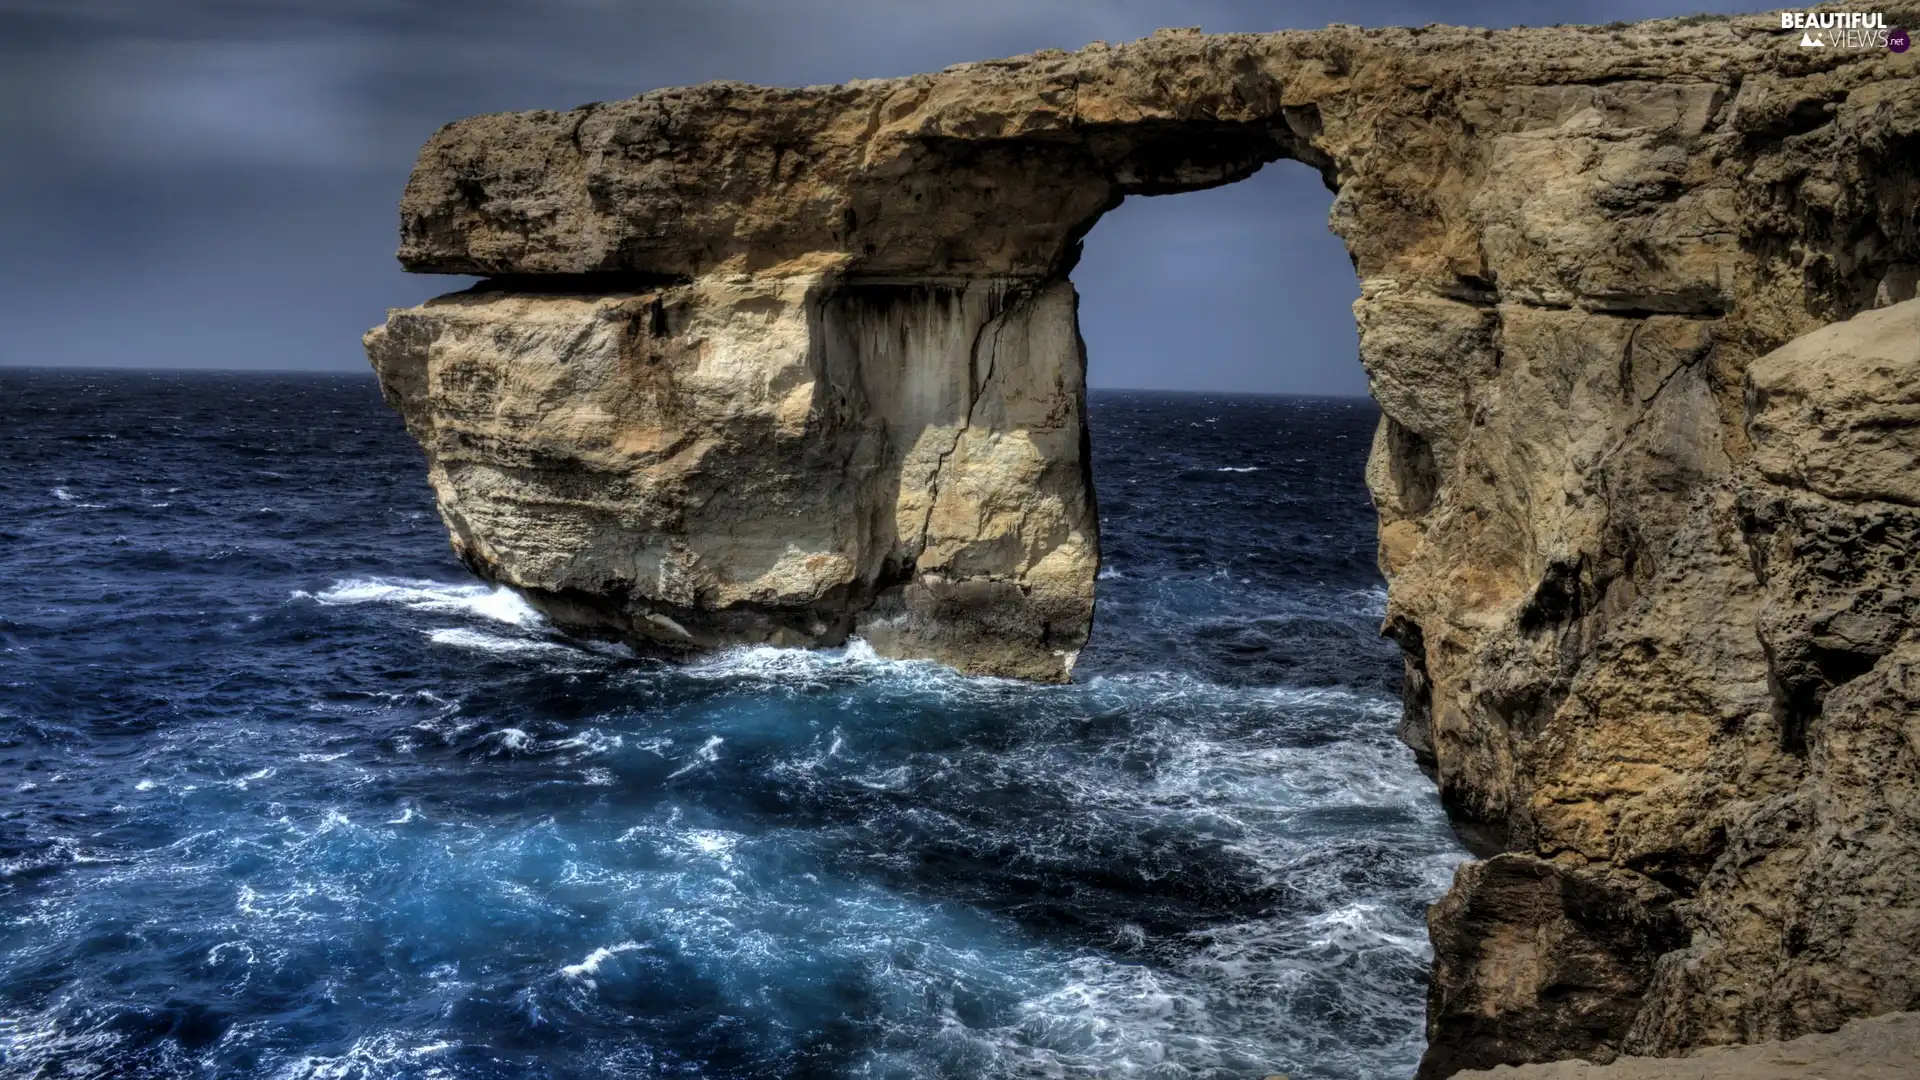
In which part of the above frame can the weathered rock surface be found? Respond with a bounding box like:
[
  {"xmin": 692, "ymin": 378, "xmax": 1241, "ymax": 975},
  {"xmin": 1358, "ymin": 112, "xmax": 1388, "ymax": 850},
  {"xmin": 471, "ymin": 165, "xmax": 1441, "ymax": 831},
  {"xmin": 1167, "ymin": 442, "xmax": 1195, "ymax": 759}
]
[
  {"xmin": 370, "ymin": 6, "xmax": 1920, "ymax": 1074},
  {"xmin": 1413, "ymin": 300, "xmax": 1920, "ymax": 1076},
  {"xmin": 1456, "ymin": 1010, "xmax": 1920, "ymax": 1079},
  {"xmin": 369, "ymin": 277, "xmax": 1095, "ymax": 679}
]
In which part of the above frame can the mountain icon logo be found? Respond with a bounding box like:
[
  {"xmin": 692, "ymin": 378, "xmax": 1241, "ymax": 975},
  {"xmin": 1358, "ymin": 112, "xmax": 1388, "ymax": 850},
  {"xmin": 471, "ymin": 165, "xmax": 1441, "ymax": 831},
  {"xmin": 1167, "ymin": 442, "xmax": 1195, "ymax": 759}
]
[{"xmin": 1801, "ymin": 29, "xmax": 1826, "ymax": 46}]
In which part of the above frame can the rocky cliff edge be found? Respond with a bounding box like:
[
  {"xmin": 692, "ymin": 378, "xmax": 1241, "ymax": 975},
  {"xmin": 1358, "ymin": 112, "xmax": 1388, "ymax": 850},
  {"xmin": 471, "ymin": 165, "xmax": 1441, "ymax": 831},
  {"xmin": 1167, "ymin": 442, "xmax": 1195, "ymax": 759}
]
[{"xmin": 368, "ymin": 8, "xmax": 1920, "ymax": 1074}]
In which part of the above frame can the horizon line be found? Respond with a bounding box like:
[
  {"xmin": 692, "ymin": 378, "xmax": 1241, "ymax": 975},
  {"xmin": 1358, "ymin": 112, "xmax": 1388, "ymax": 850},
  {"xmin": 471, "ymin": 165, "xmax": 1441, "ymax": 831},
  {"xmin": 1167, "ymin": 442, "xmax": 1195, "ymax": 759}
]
[{"xmin": 0, "ymin": 363, "xmax": 1372, "ymax": 399}]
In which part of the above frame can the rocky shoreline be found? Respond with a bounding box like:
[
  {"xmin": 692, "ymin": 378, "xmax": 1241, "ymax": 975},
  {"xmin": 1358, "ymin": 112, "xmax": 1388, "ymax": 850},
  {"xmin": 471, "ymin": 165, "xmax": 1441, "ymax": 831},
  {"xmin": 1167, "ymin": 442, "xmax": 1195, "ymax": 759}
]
[{"xmin": 369, "ymin": 8, "xmax": 1920, "ymax": 1075}]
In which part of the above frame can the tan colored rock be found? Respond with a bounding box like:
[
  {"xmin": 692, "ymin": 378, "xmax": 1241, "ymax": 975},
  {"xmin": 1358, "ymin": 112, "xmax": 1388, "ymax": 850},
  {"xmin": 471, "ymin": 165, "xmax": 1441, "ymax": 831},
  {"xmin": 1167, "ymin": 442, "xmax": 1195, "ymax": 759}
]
[
  {"xmin": 1620, "ymin": 306, "xmax": 1920, "ymax": 1053},
  {"xmin": 369, "ymin": 276, "xmax": 1095, "ymax": 680},
  {"xmin": 1410, "ymin": 300, "xmax": 1920, "ymax": 1071},
  {"xmin": 1748, "ymin": 302, "xmax": 1920, "ymax": 507},
  {"xmin": 1455, "ymin": 1010, "xmax": 1920, "ymax": 1079},
  {"xmin": 370, "ymin": 6, "xmax": 1920, "ymax": 1075},
  {"xmin": 1419, "ymin": 855, "xmax": 1688, "ymax": 1079}
]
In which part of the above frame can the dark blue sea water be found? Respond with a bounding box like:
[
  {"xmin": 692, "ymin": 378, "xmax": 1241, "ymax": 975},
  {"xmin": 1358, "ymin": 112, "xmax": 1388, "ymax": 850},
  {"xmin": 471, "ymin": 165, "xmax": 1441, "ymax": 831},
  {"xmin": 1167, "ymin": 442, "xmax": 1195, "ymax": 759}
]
[{"xmin": 0, "ymin": 370, "xmax": 1465, "ymax": 1080}]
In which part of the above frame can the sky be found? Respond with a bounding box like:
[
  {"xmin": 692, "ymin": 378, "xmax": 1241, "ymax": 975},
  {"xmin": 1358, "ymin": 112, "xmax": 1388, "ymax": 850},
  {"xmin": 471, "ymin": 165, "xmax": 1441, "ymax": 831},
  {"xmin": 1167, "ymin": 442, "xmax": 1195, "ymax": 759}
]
[{"xmin": 0, "ymin": 0, "xmax": 1767, "ymax": 395}]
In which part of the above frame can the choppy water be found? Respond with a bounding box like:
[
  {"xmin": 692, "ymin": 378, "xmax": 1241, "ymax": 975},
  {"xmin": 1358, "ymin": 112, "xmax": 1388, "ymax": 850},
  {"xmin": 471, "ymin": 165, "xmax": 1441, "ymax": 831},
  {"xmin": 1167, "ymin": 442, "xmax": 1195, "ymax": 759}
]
[{"xmin": 0, "ymin": 370, "xmax": 1465, "ymax": 1080}]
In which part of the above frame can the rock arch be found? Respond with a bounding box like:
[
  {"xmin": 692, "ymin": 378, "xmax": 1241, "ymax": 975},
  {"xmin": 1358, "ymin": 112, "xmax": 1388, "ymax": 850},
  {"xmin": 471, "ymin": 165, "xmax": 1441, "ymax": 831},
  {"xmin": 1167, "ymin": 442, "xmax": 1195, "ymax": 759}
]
[{"xmin": 368, "ymin": 12, "xmax": 1920, "ymax": 1075}]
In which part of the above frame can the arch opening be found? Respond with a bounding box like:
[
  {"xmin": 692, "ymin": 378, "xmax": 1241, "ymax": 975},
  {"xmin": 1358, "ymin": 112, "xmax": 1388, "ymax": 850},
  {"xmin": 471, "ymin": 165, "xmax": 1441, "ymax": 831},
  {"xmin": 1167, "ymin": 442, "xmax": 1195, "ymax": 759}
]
[
  {"xmin": 1074, "ymin": 160, "xmax": 1363, "ymax": 398},
  {"xmin": 1064, "ymin": 158, "xmax": 1397, "ymax": 688},
  {"xmin": 1056, "ymin": 157, "xmax": 1466, "ymax": 1076}
]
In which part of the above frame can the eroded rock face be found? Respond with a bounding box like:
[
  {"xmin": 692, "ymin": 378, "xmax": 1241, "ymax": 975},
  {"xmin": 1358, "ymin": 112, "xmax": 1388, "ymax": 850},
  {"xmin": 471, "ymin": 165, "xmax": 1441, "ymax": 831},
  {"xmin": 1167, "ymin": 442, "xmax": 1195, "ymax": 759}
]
[
  {"xmin": 370, "ymin": 8, "xmax": 1920, "ymax": 1074},
  {"xmin": 1419, "ymin": 855, "xmax": 1691, "ymax": 1078},
  {"xmin": 1410, "ymin": 299, "xmax": 1920, "ymax": 1072},
  {"xmin": 369, "ymin": 277, "xmax": 1096, "ymax": 680}
]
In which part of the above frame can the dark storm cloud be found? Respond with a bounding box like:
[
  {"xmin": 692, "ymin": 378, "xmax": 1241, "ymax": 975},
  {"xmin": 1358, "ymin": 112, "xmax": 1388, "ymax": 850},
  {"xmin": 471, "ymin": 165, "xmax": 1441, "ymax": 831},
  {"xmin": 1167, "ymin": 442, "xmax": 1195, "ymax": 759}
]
[{"xmin": 0, "ymin": 0, "xmax": 1765, "ymax": 390}]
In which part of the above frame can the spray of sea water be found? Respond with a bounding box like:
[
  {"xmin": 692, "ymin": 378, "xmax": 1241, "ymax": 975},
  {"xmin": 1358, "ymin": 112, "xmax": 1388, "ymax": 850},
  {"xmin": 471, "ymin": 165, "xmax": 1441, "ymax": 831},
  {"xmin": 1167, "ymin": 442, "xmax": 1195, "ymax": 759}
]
[{"xmin": 0, "ymin": 371, "xmax": 1466, "ymax": 1079}]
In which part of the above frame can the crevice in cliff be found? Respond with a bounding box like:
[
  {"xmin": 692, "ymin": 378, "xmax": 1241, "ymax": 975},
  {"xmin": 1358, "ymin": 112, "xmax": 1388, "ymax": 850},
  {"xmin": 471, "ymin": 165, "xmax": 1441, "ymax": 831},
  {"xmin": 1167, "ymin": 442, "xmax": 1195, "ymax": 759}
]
[
  {"xmin": 1619, "ymin": 825, "xmax": 1728, "ymax": 900},
  {"xmin": 1585, "ymin": 302, "xmax": 1727, "ymax": 320},
  {"xmin": 464, "ymin": 271, "xmax": 691, "ymax": 295},
  {"xmin": 911, "ymin": 285, "xmax": 1019, "ymax": 564},
  {"xmin": 916, "ymin": 434, "xmax": 962, "ymax": 562},
  {"xmin": 565, "ymin": 102, "xmax": 599, "ymax": 154},
  {"xmin": 1743, "ymin": 520, "xmax": 1903, "ymax": 758},
  {"xmin": 1382, "ymin": 417, "xmax": 1440, "ymax": 518},
  {"xmin": 965, "ymin": 289, "xmax": 1009, "ymax": 429},
  {"xmin": 1603, "ymin": 340, "xmax": 1709, "ymax": 459},
  {"xmin": 1386, "ymin": 613, "xmax": 1439, "ymax": 778},
  {"xmin": 1410, "ymin": 286, "xmax": 1726, "ymax": 321},
  {"xmin": 1518, "ymin": 555, "xmax": 1592, "ymax": 633}
]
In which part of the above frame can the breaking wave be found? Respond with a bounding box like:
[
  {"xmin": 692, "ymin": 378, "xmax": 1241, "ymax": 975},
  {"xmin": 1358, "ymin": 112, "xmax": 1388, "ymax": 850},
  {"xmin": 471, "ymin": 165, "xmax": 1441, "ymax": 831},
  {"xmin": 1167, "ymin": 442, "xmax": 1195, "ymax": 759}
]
[{"xmin": 297, "ymin": 576, "xmax": 545, "ymax": 628}]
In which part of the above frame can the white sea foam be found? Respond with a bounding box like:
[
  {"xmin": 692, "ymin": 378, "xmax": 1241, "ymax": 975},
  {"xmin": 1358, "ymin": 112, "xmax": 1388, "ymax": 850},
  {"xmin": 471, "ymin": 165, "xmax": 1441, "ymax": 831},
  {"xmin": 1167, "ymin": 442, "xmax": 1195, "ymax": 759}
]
[
  {"xmin": 0, "ymin": 997, "xmax": 126, "ymax": 1075},
  {"xmin": 486, "ymin": 728, "xmax": 533, "ymax": 754},
  {"xmin": 678, "ymin": 637, "xmax": 1016, "ymax": 703},
  {"xmin": 579, "ymin": 639, "xmax": 636, "ymax": 659},
  {"xmin": 855, "ymin": 765, "xmax": 913, "ymax": 791},
  {"xmin": 849, "ymin": 887, "xmax": 1438, "ymax": 1079},
  {"xmin": 426, "ymin": 628, "xmax": 570, "ymax": 656},
  {"xmin": 682, "ymin": 639, "xmax": 886, "ymax": 680},
  {"xmin": 768, "ymin": 727, "xmax": 845, "ymax": 780},
  {"xmin": 1216, "ymin": 466, "xmax": 1262, "ymax": 473},
  {"xmin": 550, "ymin": 729, "xmax": 623, "ymax": 758},
  {"xmin": 206, "ymin": 940, "xmax": 258, "ymax": 969},
  {"xmin": 296, "ymin": 577, "xmax": 544, "ymax": 628},
  {"xmin": 228, "ymin": 766, "xmax": 275, "ymax": 791},
  {"xmin": 559, "ymin": 941, "xmax": 644, "ymax": 988},
  {"xmin": 680, "ymin": 829, "xmax": 741, "ymax": 864},
  {"xmin": 270, "ymin": 1032, "xmax": 459, "ymax": 1080},
  {"xmin": 0, "ymin": 838, "xmax": 112, "ymax": 879},
  {"xmin": 1297, "ymin": 901, "xmax": 1430, "ymax": 954},
  {"xmin": 665, "ymin": 735, "xmax": 724, "ymax": 779}
]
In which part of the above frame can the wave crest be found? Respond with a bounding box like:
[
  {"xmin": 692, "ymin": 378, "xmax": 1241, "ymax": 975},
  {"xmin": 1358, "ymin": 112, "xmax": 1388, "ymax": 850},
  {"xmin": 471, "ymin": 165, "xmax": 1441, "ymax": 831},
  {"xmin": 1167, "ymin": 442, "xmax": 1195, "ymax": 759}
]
[{"xmin": 295, "ymin": 577, "xmax": 544, "ymax": 628}]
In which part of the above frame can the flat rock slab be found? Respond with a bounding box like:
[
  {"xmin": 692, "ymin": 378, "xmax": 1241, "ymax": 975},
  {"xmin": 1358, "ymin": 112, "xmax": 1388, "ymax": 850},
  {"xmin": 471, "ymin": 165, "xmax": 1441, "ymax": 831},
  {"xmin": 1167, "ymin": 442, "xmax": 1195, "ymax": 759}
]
[{"xmin": 1456, "ymin": 1011, "xmax": 1920, "ymax": 1079}]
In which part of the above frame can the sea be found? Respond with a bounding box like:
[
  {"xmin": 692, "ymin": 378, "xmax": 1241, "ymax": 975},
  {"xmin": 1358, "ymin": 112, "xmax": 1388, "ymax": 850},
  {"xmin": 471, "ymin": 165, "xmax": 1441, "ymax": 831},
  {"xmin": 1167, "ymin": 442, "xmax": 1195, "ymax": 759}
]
[{"xmin": 0, "ymin": 369, "xmax": 1466, "ymax": 1080}]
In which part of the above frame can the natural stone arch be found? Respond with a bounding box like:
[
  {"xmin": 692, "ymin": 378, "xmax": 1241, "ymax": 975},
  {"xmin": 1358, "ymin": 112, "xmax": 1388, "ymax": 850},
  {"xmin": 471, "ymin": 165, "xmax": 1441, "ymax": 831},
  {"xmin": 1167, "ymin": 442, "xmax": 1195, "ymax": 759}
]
[{"xmin": 369, "ymin": 12, "xmax": 1920, "ymax": 1076}]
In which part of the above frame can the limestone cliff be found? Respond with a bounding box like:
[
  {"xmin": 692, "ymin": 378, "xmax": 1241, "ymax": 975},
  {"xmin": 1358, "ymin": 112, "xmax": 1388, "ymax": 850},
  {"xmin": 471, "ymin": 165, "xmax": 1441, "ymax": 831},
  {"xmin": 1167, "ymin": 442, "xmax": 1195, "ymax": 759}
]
[
  {"xmin": 368, "ymin": 278, "xmax": 1096, "ymax": 680},
  {"xmin": 369, "ymin": 8, "xmax": 1920, "ymax": 1075}
]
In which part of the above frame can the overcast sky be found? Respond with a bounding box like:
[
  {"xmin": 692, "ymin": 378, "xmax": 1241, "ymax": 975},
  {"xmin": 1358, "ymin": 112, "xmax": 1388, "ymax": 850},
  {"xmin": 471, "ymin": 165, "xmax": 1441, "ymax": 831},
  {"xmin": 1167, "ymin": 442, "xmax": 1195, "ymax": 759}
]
[{"xmin": 0, "ymin": 0, "xmax": 1764, "ymax": 395}]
